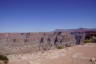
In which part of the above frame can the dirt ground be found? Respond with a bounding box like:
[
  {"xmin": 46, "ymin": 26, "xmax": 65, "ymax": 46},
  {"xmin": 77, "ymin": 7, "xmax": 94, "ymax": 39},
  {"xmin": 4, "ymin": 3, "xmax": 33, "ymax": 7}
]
[{"xmin": 8, "ymin": 43, "xmax": 96, "ymax": 64}]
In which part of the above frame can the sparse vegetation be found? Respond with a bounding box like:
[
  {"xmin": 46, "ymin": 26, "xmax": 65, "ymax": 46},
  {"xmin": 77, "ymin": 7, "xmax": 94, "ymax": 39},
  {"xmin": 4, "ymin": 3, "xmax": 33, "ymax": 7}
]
[
  {"xmin": 84, "ymin": 36, "xmax": 96, "ymax": 43},
  {"xmin": 0, "ymin": 55, "xmax": 9, "ymax": 64},
  {"xmin": 84, "ymin": 39, "xmax": 92, "ymax": 43},
  {"xmin": 57, "ymin": 46, "xmax": 64, "ymax": 49}
]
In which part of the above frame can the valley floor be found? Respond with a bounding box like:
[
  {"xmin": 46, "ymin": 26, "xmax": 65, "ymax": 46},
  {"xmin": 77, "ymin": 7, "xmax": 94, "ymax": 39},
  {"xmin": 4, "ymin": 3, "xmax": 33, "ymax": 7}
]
[{"xmin": 8, "ymin": 43, "xmax": 96, "ymax": 64}]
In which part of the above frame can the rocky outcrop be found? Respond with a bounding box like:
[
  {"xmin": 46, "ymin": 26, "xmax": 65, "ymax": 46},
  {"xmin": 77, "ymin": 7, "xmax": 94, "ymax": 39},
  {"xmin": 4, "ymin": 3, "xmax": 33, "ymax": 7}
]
[
  {"xmin": 0, "ymin": 32, "xmax": 76, "ymax": 55},
  {"xmin": 0, "ymin": 28, "xmax": 96, "ymax": 55},
  {"xmin": 39, "ymin": 32, "xmax": 75, "ymax": 51}
]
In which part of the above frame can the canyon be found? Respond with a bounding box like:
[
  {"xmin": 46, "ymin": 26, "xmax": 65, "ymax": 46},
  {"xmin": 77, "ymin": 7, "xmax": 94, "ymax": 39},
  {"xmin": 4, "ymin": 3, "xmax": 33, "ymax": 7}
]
[{"xmin": 0, "ymin": 28, "xmax": 96, "ymax": 55}]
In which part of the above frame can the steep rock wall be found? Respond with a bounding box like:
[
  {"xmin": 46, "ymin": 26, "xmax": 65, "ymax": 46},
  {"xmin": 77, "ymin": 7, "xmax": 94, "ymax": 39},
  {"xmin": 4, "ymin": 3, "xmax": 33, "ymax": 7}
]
[{"xmin": 0, "ymin": 32, "xmax": 76, "ymax": 55}]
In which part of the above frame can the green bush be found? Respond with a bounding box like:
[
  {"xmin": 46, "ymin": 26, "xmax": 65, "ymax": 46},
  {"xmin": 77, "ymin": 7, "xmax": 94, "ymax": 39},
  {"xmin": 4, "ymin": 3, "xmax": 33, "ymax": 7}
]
[
  {"xmin": 0, "ymin": 55, "xmax": 9, "ymax": 64},
  {"xmin": 84, "ymin": 36, "xmax": 96, "ymax": 43},
  {"xmin": 84, "ymin": 39, "xmax": 92, "ymax": 43},
  {"xmin": 57, "ymin": 46, "xmax": 64, "ymax": 49}
]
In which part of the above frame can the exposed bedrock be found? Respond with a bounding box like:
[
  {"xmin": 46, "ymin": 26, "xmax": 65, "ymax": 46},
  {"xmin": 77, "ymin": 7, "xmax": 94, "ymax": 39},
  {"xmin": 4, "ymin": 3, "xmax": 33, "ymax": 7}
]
[{"xmin": 0, "ymin": 28, "xmax": 96, "ymax": 55}]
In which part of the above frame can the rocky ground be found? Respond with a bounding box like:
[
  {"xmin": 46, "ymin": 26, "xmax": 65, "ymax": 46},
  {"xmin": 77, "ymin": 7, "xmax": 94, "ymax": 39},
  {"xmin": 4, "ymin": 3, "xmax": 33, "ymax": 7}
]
[{"xmin": 7, "ymin": 43, "xmax": 96, "ymax": 64}]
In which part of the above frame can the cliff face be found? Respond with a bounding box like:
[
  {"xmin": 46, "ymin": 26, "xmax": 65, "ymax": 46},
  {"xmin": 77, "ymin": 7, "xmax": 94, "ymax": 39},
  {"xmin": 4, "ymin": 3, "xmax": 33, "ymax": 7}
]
[
  {"xmin": 0, "ymin": 32, "xmax": 76, "ymax": 55},
  {"xmin": 39, "ymin": 32, "xmax": 76, "ymax": 51},
  {"xmin": 0, "ymin": 28, "xmax": 96, "ymax": 55}
]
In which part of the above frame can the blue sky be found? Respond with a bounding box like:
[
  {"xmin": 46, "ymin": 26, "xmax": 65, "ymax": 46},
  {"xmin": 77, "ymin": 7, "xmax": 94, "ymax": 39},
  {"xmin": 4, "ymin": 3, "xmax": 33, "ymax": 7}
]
[{"xmin": 0, "ymin": 0, "xmax": 96, "ymax": 32}]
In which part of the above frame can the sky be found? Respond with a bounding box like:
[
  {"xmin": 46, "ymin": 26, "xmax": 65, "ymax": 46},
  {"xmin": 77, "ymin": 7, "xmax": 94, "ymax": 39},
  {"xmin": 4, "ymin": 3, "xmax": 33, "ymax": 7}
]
[{"xmin": 0, "ymin": 0, "xmax": 96, "ymax": 32}]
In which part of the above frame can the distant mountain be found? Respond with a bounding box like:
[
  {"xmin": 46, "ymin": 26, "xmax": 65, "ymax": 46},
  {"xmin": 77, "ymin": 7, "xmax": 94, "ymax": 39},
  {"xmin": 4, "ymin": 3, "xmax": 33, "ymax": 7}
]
[{"xmin": 54, "ymin": 28, "xmax": 96, "ymax": 32}]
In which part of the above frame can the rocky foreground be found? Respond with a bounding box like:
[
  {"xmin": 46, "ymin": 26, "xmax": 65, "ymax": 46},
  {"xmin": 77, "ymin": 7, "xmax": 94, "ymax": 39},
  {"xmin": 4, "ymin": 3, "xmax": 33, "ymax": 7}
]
[{"xmin": 8, "ymin": 43, "xmax": 96, "ymax": 64}]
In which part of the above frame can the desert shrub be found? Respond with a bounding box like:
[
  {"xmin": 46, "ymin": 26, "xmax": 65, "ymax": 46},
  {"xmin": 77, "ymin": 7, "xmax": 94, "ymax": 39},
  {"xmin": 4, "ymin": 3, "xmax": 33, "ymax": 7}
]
[
  {"xmin": 0, "ymin": 55, "xmax": 9, "ymax": 64},
  {"xmin": 84, "ymin": 36, "xmax": 96, "ymax": 43},
  {"xmin": 57, "ymin": 46, "xmax": 64, "ymax": 49},
  {"xmin": 84, "ymin": 39, "xmax": 92, "ymax": 43}
]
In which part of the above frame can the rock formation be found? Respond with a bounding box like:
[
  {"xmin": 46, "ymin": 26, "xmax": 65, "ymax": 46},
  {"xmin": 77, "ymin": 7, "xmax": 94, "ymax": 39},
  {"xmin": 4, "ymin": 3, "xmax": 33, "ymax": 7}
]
[{"xmin": 0, "ymin": 28, "xmax": 96, "ymax": 55}]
